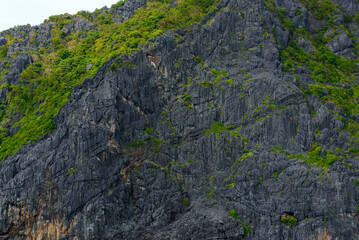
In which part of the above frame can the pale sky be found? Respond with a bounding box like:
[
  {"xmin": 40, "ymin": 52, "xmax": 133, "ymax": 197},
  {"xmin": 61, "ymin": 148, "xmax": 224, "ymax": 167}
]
[{"xmin": 0, "ymin": 0, "xmax": 121, "ymax": 31}]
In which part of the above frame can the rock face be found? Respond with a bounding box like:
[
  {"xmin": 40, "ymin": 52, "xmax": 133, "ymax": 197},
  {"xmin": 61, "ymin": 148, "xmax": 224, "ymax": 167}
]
[
  {"xmin": 0, "ymin": 0, "xmax": 358, "ymax": 239},
  {"xmin": 327, "ymin": 31, "xmax": 356, "ymax": 59},
  {"xmin": 332, "ymin": 0, "xmax": 359, "ymax": 15}
]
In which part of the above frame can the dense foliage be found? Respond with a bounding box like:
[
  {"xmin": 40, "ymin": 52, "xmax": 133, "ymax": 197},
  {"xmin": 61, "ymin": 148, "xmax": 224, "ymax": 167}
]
[
  {"xmin": 0, "ymin": 0, "xmax": 358, "ymax": 170},
  {"xmin": 265, "ymin": 0, "xmax": 359, "ymax": 168},
  {"xmin": 0, "ymin": 0, "xmax": 220, "ymax": 160}
]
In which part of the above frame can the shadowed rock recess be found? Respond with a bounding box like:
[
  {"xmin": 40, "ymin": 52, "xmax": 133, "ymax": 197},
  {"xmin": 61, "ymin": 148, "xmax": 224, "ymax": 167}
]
[{"xmin": 0, "ymin": 0, "xmax": 359, "ymax": 239}]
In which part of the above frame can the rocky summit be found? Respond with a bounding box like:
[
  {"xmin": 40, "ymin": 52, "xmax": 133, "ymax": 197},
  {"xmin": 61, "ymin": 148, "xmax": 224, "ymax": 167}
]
[{"xmin": 0, "ymin": 0, "xmax": 358, "ymax": 239}]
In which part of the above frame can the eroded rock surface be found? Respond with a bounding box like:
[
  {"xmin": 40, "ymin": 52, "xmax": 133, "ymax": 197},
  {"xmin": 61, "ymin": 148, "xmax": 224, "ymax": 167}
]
[{"xmin": 0, "ymin": 0, "xmax": 358, "ymax": 239}]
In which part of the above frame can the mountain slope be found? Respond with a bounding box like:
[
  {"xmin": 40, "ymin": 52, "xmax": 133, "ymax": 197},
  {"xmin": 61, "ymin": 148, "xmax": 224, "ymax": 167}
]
[{"xmin": 0, "ymin": 0, "xmax": 359, "ymax": 239}]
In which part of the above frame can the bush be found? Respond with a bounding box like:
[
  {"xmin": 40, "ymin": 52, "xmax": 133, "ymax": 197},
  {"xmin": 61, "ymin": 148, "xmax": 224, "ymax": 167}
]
[
  {"xmin": 228, "ymin": 209, "xmax": 239, "ymax": 219},
  {"xmin": 241, "ymin": 221, "xmax": 251, "ymax": 235},
  {"xmin": 58, "ymin": 49, "xmax": 74, "ymax": 60},
  {"xmin": 281, "ymin": 216, "xmax": 297, "ymax": 227},
  {"xmin": 305, "ymin": 142, "xmax": 338, "ymax": 169}
]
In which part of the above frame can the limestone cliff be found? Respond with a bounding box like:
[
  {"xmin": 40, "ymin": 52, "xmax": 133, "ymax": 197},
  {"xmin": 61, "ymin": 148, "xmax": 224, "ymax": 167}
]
[{"xmin": 0, "ymin": 0, "xmax": 359, "ymax": 239}]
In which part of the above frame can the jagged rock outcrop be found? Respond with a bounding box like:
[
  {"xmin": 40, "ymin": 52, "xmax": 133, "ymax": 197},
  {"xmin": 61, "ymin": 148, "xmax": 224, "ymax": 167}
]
[
  {"xmin": 327, "ymin": 30, "xmax": 356, "ymax": 59},
  {"xmin": 0, "ymin": 0, "xmax": 358, "ymax": 239},
  {"xmin": 333, "ymin": 0, "xmax": 359, "ymax": 15},
  {"xmin": 112, "ymin": 0, "xmax": 146, "ymax": 23}
]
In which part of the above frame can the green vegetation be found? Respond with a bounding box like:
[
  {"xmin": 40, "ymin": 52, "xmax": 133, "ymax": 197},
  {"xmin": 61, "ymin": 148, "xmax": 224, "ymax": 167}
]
[
  {"xmin": 144, "ymin": 128, "xmax": 164, "ymax": 153},
  {"xmin": 281, "ymin": 41, "xmax": 357, "ymax": 83},
  {"xmin": 224, "ymin": 180, "xmax": 237, "ymax": 188},
  {"xmin": 238, "ymin": 151, "xmax": 254, "ymax": 162},
  {"xmin": 270, "ymin": 0, "xmax": 359, "ymax": 168},
  {"xmin": 144, "ymin": 127, "xmax": 154, "ymax": 135},
  {"xmin": 228, "ymin": 209, "xmax": 239, "ymax": 219},
  {"xmin": 342, "ymin": 162, "xmax": 353, "ymax": 169},
  {"xmin": 198, "ymin": 68, "xmax": 229, "ymax": 88},
  {"xmin": 275, "ymin": 0, "xmax": 358, "ymax": 112},
  {"xmin": 281, "ymin": 215, "xmax": 297, "ymax": 227},
  {"xmin": 205, "ymin": 188, "xmax": 215, "ymax": 199},
  {"xmin": 295, "ymin": 153, "xmax": 305, "ymax": 160},
  {"xmin": 253, "ymin": 105, "xmax": 262, "ymax": 113},
  {"xmin": 270, "ymin": 143, "xmax": 339, "ymax": 169},
  {"xmin": 305, "ymin": 142, "xmax": 338, "ymax": 169},
  {"xmin": 241, "ymin": 221, "xmax": 251, "ymax": 235},
  {"xmin": 112, "ymin": 0, "xmax": 126, "ymax": 9},
  {"xmin": 181, "ymin": 92, "xmax": 193, "ymax": 110},
  {"xmin": 0, "ymin": 0, "xmax": 220, "ymax": 160},
  {"xmin": 205, "ymin": 121, "xmax": 249, "ymax": 145},
  {"xmin": 194, "ymin": 56, "xmax": 204, "ymax": 65},
  {"xmin": 228, "ymin": 209, "xmax": 251, "ymax": 235},
  {"xmin": 263, "ymin": 0, "xmax": 294, "ymax": 31},
  {"xmin": 205, "ymin": 122, "xmax": 235, "ymax": 134},
  {"xmin": 226, "ymin": 79, "xmax": 234, "ymax": 86},
  {"xmin": 299, "ymin": 0, "xmax": 339, "ymax": 20},
  {"xmin": 132, "ymin": 139, "xmax": 146, "ymax": 147},
  {"xmin": 308, "ymin": 84, "xmax": 359, "ymax": 116},
  {"xmin": 68, "ymin": 168, "xmax": 78, "ymax": 174},
  {"xmin": 183, "ymin": 197, "xmax": 189, "ymax": 206},
  {"xmin": 270, "ymin": 145, "xmax": 290, "ymax": 156}
]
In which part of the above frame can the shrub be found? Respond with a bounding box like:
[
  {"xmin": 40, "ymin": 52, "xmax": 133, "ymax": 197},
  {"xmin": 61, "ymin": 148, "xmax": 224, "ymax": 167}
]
[
  {"xmin": 194, "ymin": 56, "xmax": 204, "ymax": 65},
  {"xmin": 241, "ymin": 221, "xmax": 251, "ymax": 235},
  {"xmin": 305, "ymin": 142, "xmax": 338, "ymax": 168},
  {"xmin": 228, "ymin": 209, "xmax": 239, "ymax": 219},
  {"xmin": 281, "ymin": 216, "xmax": 297, "ymax": 227}
]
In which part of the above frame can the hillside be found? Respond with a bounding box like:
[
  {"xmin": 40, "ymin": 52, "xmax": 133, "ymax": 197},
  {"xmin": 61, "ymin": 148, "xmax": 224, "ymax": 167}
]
[{"xmin": 0, "ymin": 0, "xmax": 359, "ymax": 239}]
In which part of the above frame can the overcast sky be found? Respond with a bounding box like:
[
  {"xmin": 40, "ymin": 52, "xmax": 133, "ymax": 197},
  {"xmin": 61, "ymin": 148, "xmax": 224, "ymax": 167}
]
[{"xmin": 0, "ymin": 0, "xmax": 120, "ymax": 31}]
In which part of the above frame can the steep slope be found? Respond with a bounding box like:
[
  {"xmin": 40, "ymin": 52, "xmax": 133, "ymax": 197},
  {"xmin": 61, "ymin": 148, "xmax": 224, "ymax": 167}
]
[{"xmin": 0, "ymin": 0, "xmax": 359, "ymax": 239}]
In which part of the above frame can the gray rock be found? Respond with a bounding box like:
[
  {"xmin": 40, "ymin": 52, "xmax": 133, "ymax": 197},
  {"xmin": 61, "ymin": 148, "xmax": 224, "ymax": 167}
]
[
  {"xmin": 0, "ymin": 37, "xmax": 6, "ymax": 46},
  {"xmin": 86, "ymin": 63, "xmax": 94, "ymax": 71},
  {"xmin": 297, "ymin": 36, "xmax": 314, "ymax": 53},
  {"xmin": 327, "ymin": 31, "xmax": 356, "ymax": 59},
  {"xmin": 0, "ymin": 0, "xmax": 358, "ymax": 239},
  {"xmin": 332, "ymin": 0, "xmax": 359, "ymax": 15}
]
